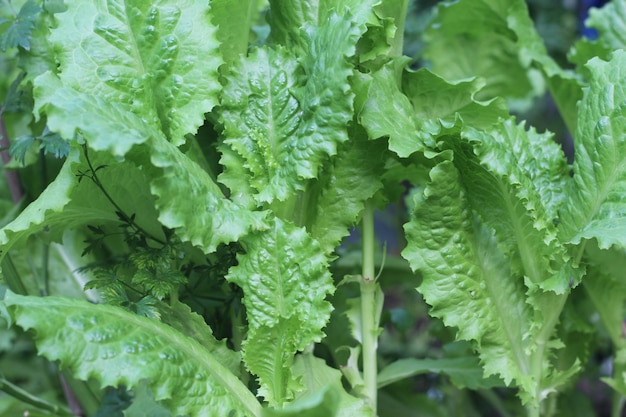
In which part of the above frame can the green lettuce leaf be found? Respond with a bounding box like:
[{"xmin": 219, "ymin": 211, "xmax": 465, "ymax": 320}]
[
  {"xmin": 47, "ymin": 0, "xmax": 222, "ymax": 144},
  {"xmin": 144, "ymin": 135, "xmax": 268, "ymax": 253},
  {"xmin": 267, "ymin": 0, "xmax": 378, "ymax": 47},
  {"xmin": 211, "ymin": 0, "xmax": 258, "ymax": 66},
  {"xmin": 289, "ymin": 352, "xmax": 372, "ymax": 417},
  {"xmin": 308, "ymin": 132, "xmax": 386, "ymax": 254},
  {"xmin": 459, "ymin": 119, "xmax": 573, "ymax": 290},
  {"xmin": 358, "ymin": 58, "xmax": 429, "ymax": 158},
  {"xmin": 359, "ymin": 58, "xmax": 507, "ymax": 157},
  {"xmin": 34, "ymin": 72, "xmax": 153, "ymax": 156},
  {"xmin": 219, "ymin": 11, "xmax": 359, "ymax": 205},
  {"xmin": 2, "ymin": 291, "xmax": 262, "ymax": 417},
  {"xmin": 559, "ymin": 50, "xmax": 626, "ymax": 249},
  {"xmin": 219, "ymin": 46, "xmax": 303, "ymax": 204},
  {"xmin": 402, "ymin": 160, "xmax": 576, "ymax": 406},
  {"xmin": 403, "ymin": 161, "xmax": 533, "ymax": 387},
  {"xmin": 227, "ymin": 217, "xmax": 334, "ymax": 405},
  {"xmin": 424, "ymin": 0, "xmax": 539, "ymax": 102},
  {"xmin": 263, "ymin": 386, "xmax": 339, "ymax": 417}
]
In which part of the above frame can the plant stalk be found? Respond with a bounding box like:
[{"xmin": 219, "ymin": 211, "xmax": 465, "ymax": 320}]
[
  {"xmin": 361, "ymin": 201, "xmax": 379, "ymax": 414},
  {"xmin": 0, "ymin": 377, "xmax": 75, "ymax": 417}
]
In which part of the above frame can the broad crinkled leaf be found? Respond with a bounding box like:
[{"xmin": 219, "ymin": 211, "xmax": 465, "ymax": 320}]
[
  {"xmin": 424, "ymin": 0, "xmax": 567, "ymax": 110},
  {"xmin": 227, "ymin": 217, "xmax": 334, "ymax": 405},
  {"xmin": 402, "ymin": 69, "xmax": 507, "ymax": 135},
  {"xmin": 459, "ymin": 119, "xmax": 573, "ymax": 290},
  {"xmin": 358, "ymin": 58, "xmax": 430, "ymax": 158},
  {"xmin": 359, "ymin": 58, "xmax": 507, "ymax": 157},
  {"xmin": 219, "ymin": 12, "xmax": 359, "ymax": 204},
  {"xmin": 144, "ymin": 135, "xmax": 268, "ymax": 253},
  {"xmin": 559, "ymin": 50, "xmax": 626, "ymax": 249},
  {"xmin": 402, "ymin": 160, "xmax": 537, "ymax": 401},
  {"xmin": 309, "ymin": 134, "xmax": 386, "ymax": 254},
  {"xmin": 424, "ymin": 0, "xmax": 538, "ymax": 102},
  {"xmin": 158, "ymin": 300, "xmax": 241, "ymax": 376},
  {"xmin": 2, "ymin": 292, "xmax": 262, "ymax": 417},
  {"xmin": 219, "ymin": 47, "xmax": 303, "ymax": 203},
  {"xmin": 267, "ymin": 0, "xmax": 378, "ymax": 46},
  {"xmin": 34, "ymin": 72, "xmax": 154, "ymax": 156},
  {"xmin": 47, "ymin": 0, "xmax": 222, "ymax": 144}
]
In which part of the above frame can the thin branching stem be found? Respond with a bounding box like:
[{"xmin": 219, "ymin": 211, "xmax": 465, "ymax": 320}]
[{"xmin": 81, "ymin": 145, "xmax": 166, "ymax": 245}]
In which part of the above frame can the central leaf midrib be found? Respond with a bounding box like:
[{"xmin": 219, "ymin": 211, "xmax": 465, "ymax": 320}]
[{"xmin": 27, "ymin": 296, "xmax": 262, "ymax": 417}]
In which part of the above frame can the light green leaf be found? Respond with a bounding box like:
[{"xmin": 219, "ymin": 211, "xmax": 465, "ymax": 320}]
[
  {"xmin": 2, "ymin": 291, "xmax": 262, "ymax": 417},
  {"xmin": 308, "ymin": 133, "xmax": 386, "ymax": 254},
  {"xmin": 34, "ymin": 72, "xmax": 154, "ymax": 156},
  {"xmin": 211, "ymin": 0, "xmax": 258, "ymax": 66},
  {"xmin": 401, "ymin": 67, "xmax": 507, "ymax": 135},
  {"xmin": 219, "ymin": 46, "xmax": 303, "ymax": 203},
  {"xmin": 35, "ymin": 72, "xmax": 265, "ymax": 254},
  {"xmin": 377, "ymin": 357, "xmax": 503, "ymax": 390},
  {"xmin": 559, "ymin": 50, "xmax": 626, "ymax": 249},
  {"xmin": 424, "ymin": 0, "xmax": 565, "ymax": 110},
  {"xmin": 145, "ymin": 135, "xmax": 268, "ymax": 253},
  {"xmin": 403, "ymin": 161, "xmax": 533, "ymax": 387},
  {"xmin": 227, "ymin": 217, "xmax": 334, "ymax": 405},
  {"xmin": 401, "ymin": 160, "xmax": 573, "ymax": 405},
  {"xmin": 158, "ymin": 300, "xmax": 241, "ymax": 376},
  {"xmin": 359, "ymin": 58, "xmax": 507, "ymax": 158},
  {"xmin": 220, "ymin": 12, "xmax": 359, "ymax": 205},
  {"xmin": 582, "ymin": 241, "xmax": 626, "ymax": 347},
  {"xmin": 358, "ymin": 58, "xmax": 429, "ymax": 158},
  {"xmin": 267, "ymin": 0, "xmax": 377, "ymax": 46},
  {"xmin": 459, "ymin": 119, "xmax": 572, "ymax": 290},
  {"xmin": 424, "ymin": 0, "xmax": 538, "ymax": 102},
  {"xmin": 48, "ymin": 0, "xmax": 222, "ymax": 144}
]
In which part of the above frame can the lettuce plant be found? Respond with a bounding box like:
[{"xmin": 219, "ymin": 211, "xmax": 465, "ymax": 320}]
[{"xmin": 1, "ymin": 0, "xmax": 626, "ymax": 416}]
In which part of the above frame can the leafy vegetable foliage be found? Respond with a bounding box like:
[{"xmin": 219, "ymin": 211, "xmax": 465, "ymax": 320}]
[{"xmin": 2, "ymin": 0, "xmax": 626, "ymax": 416}]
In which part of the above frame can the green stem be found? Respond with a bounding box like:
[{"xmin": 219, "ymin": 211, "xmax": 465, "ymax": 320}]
[
  {"xmin": 0, "ymin": 377, "xmax": 74, "ymax": 417},
  {"xmin": 361, "ymin": 201, "xmax": 379, "ymax": 414},
  {"xmin": 389, "ymin": 0, "xmax": 410, "ymax": 57},
  {"xmin": 1, "ymin": 253, "xmax": 28, "ymax": 295},
  {"xmin": 40, "ymin": 241, "xmax": 50, "ymax": 296}
]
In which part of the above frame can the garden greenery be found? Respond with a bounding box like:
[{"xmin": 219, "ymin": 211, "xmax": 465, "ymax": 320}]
[{"xmin": 1, "ymin": 0, "xmax": 626, "ymax": 416}]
